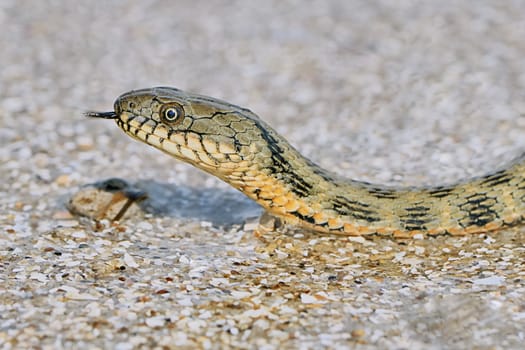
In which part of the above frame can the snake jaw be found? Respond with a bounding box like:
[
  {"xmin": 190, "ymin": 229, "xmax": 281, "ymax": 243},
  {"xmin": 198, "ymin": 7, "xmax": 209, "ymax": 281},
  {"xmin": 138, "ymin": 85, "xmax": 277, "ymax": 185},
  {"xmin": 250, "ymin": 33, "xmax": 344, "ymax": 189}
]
[{"xmin": 84, "ymin": 111, "xmax": 118, "ymax": 119}]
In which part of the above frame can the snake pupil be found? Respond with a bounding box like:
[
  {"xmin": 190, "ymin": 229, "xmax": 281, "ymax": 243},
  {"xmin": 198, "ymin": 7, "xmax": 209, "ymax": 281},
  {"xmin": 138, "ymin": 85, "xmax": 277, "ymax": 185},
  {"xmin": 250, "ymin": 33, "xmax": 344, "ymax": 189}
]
[{"xmin": 166, "ymin": 109, "xmax": 177, "ymax": 120}]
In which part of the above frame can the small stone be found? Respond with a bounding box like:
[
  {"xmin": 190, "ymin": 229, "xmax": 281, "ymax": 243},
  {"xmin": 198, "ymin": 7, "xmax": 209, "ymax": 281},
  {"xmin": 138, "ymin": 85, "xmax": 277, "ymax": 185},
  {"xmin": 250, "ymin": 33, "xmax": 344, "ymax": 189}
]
[
  {"xmin": 145, "ymin": 316, "xmax": 165, "ymax": 328},
  {"xmin": 52, "ymin": 211, "xmax": 75, "ymax": 220},
  {"xmin": 115, "ymin": 342, "xmax": 133, "ymax": 350},
  {"xmin": 472, "ymin": 276, "xmax": 505, "ymax": 286},
  {"xmin": 274, "ymin": 249, "xmax": 289, "ymax": 259},
  {"xmin": 210, "ymin": 278, "xmax": 228, "ymax": 286},
  {"xmin": 55, "ymin": 174, "xmax": 72, "ymax": 186},
  {"xmin": 347, "ymin": 236, "xmax": 366, "ymax": 244},
  {"xmin": 14, "ymin": 202, "xmax": 24, "ymax": 210},
  {"xmin": 137, "ymin": 222, "xmax": 153, "ymax": 231},
  {"xmin": 231, "ymin": 291, "xmax": 251, "ymax": 299},
  {"xmin": 301, "ymin": 293, "xmax": 326, "ymax": 304},
  {"xmin": 123, "ymin": 253, "xmax": 139, "ymax": 268},
  {"xmin": 351, "ymin": 329, "xmax": 366, "ymax": 339},
  {"xmin": 77, "ymin": 135, "xmax": 94, "ymax": 151},
  {"xmin": 30, "ymin": 272, "xmax": 48, "ymax": 282}
]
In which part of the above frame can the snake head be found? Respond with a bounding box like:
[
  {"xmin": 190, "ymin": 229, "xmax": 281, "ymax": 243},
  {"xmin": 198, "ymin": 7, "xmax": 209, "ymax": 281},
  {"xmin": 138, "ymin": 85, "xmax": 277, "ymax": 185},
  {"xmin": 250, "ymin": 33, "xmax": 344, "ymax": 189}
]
[{"xmin": 104, "ymin": 87, "xmax": 271, "ymax": 178}]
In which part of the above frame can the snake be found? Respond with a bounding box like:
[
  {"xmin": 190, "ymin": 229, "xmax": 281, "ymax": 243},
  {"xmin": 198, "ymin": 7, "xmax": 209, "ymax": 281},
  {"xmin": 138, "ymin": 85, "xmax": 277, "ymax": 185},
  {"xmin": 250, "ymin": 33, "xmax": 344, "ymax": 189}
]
[{"xmin": 86, "ymin": 87, "xmax": 525, "ymax": 237}]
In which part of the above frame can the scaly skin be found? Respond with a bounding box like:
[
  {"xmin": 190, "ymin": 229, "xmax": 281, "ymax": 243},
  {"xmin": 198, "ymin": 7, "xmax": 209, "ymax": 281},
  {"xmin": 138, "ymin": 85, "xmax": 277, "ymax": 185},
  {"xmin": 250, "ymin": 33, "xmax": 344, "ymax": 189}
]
[{"xmin": 87, "ymin": 87, "xmax": 525, "ymax": 237}]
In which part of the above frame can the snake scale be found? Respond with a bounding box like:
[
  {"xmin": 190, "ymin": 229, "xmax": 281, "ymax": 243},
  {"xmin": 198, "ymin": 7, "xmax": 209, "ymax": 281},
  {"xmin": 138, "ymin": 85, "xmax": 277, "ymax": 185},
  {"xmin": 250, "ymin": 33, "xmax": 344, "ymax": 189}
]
[{"xmin": 87, "ymin": 87, "xmax": 525, "ymax": 237}]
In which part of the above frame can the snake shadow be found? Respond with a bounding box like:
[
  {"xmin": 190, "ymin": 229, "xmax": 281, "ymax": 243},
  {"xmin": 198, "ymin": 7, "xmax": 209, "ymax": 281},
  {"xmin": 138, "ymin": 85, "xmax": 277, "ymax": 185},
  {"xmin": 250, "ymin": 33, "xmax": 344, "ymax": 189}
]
[{"xmin": 134, "ymin": 180, "xmax": 263, "ymax": 226}]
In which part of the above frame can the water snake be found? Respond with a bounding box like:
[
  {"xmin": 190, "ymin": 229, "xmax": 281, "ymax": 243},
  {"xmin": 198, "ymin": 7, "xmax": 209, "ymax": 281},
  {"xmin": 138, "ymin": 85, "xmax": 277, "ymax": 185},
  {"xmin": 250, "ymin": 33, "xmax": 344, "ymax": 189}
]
[{"xmin": 86, "ymin": 87, "xmax": 525, "ymax": 237}]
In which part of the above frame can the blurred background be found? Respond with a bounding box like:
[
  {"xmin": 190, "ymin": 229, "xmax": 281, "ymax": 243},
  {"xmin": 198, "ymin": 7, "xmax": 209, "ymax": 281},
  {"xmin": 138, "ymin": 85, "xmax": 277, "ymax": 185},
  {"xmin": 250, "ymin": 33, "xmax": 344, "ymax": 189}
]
[{"xmin": 2, "ymin": 0, "xmax": 525, "ymax": 192}]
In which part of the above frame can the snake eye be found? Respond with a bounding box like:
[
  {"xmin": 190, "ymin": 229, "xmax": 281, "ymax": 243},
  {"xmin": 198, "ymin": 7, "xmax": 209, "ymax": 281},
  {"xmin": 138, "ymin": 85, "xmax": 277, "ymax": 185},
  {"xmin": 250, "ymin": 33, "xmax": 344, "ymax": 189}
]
[{"xmin": 160, "ymin": 103, "xmax": 184, "ymax": 124}]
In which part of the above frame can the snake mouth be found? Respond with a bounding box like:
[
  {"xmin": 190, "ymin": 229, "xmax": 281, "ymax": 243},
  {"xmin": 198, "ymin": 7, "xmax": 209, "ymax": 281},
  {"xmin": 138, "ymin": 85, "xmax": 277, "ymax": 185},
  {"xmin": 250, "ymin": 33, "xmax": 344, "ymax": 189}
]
[{"xmin": 84, "ymin": 111, "xmax": 118, "ymax": 119}]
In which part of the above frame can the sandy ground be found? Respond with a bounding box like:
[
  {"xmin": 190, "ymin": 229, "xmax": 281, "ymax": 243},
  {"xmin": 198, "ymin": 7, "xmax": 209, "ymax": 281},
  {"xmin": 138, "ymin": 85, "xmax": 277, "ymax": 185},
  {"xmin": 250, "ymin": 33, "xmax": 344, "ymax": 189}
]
[{"xmin": 1, "ymin": 1, "xmax": 525, "ymax": 349}]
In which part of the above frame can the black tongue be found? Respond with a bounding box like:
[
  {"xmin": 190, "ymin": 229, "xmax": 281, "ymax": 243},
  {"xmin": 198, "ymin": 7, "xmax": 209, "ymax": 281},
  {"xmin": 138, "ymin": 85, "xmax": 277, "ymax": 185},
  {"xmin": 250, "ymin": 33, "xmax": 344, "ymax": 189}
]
[{"xmin": 84, "ymin": 111, "xmax": 117, "ymax": 119}]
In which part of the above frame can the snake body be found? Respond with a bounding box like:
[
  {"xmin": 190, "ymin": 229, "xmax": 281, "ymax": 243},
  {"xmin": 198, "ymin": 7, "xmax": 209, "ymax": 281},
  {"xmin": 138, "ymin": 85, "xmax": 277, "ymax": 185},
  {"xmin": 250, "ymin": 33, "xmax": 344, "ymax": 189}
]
[{"xmin": 87, "ymin": 87, "xmax": 525, "ymax": 237}]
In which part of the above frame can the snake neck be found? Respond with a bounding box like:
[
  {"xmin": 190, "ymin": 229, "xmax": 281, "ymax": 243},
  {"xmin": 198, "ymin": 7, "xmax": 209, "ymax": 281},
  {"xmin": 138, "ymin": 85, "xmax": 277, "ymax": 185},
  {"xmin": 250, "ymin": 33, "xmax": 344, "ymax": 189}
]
[{"xmin": 227, "ymin": 122, "xmax": 525, "ymax": 237}]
